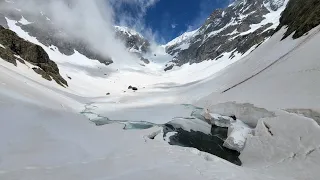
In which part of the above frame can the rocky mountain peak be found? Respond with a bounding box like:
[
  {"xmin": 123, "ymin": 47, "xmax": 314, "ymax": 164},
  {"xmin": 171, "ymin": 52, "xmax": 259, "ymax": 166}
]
[
  {"xmin": 164, "ymin": 0, "xmax": 288, "ymax": 68},
  {"xmin": 114, "ymin": 26, "xmax": 150, "ymax": 55},
  {"xmin": 269, "ymin": 0, "xmax": 286, "ymax": 11}
]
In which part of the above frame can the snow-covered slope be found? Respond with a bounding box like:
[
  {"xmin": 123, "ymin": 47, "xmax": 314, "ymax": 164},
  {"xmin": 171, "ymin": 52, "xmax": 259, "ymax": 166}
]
[
  {"xmin": 165, "ymin": 29, "xmax": 198, "ymax": 50},
  {"xmin": 1, "ymin": 26, "xmax": 320, "ymax": 179},
  {"xmin": 1, "ymin": 0, "xmax": 320, "ymax": 179}
]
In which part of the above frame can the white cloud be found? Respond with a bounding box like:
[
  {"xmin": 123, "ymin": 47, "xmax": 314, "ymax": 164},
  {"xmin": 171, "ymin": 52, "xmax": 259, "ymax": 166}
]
[
  {"xmin": 109, "ymin": 0, "xmax": 161, "ymax": 44},
  {"xmin": 171, "ymin": 23, "xmax": 177, "ymax": 29},
  {"xmin": 4, "ymin": 0, "xmax": 140, "ymax": 65}
]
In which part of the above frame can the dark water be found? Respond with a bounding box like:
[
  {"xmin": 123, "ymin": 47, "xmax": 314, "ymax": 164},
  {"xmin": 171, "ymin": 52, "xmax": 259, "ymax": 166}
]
[
  {"xmin": 163, "ymin": 122, "xmax": 241, "ymax": 166},
  {"xmin": 81, "ymin": 103, "xmax": 241, "ymax": 165}
]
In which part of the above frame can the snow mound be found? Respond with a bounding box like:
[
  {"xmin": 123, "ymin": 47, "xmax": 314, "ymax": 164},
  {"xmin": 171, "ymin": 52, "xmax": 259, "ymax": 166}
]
[{"xmin": 224, "ymin": 120, "xmax": 253, "ymax": 152}]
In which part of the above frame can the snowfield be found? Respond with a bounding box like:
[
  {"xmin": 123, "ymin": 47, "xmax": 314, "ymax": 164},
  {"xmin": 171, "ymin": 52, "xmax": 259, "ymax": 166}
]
[{"xmin": 1, "ymin": 11, "xmax": 320, "ymax": 180}]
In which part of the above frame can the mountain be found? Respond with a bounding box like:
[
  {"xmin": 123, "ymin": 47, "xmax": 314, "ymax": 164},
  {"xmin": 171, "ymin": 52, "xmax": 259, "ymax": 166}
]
[
  {"xmin": 114, "ymin": 26, "xmax": 152, "ymax": 65},
  {"xmin": 0, "ymin": 4, "xmax": 114, "ymax": 66},
  {"xmin": 0, "ymin": 25, "xmax": 67, "ymax": 86},
  {"xmin": 0, "ymin": 0, "xmax": 152, "ymax": 68},
  {"xmin": 1, "ymin": 0, "xmax": 320, "ymax": 179},
  {"xmin": 0, "ymin": 0, "xmax": 154, "ymax": 86},
  {"xmin": 164, "ymin": 0, "xmax": 288, "ymax": 68},
  {"xmin": 114, "ymin": 26, "xmax": 150, "ymax": 55},
  {"xmin": 276, "ymin": 0, "xmax": 320, "ymax": 39}
]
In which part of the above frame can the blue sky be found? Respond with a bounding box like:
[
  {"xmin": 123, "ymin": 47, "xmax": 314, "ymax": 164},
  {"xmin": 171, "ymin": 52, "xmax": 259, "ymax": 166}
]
[{"xmin": 111, "ymin": 0, "xmax": 230, "ymax": 43}]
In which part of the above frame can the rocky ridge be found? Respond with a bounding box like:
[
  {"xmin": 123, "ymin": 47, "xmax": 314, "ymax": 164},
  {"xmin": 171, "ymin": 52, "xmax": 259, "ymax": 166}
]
[
  {"xmin": 164, "ymin": 0, "xmax": 287, "ymax": 67},
  {"xmin": 0, "ymin": 25, "xmax": 68, "ymax": 86},
  {"xmin": 114, "ymin": 26, "xmax": 150, "ymax": 55},
  {"xmin": 276, "ymin": 0, "xmax": 320, "ymax": 39}
]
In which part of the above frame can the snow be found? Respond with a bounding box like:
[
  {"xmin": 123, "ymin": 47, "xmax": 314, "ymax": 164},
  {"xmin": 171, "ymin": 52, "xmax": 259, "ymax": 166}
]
[
  {"xmin": 4, "ymin": 16, "xmax": 261, "ymax": 126},
  {"xmin": 239, "ymin": 0, "xmax": 290, "ymax": 36},
  {"xmin": 165, "ymin": 29, "xmax": 198, "ymax": 47},
  {"xmin": 18, "ymin": 16, "xmax": 32, "ymax": 25},
  {"xmin": 176, "ymin": 41, "xmax": 190, "ymax": 51},
  {"xmin": 201, "ymin": 109, "xmax": 254, "ymax": 152},
  {"xmin": 195, "ymin": 26, "xmax": 320, "ymax": 110},
  {"xmin": 224, "ymin": 119, "xmax": 253, "ymax": 152},
  {"xmin": 0, "ymin": 97, "xmax": 280, "ymax": 180},
  {"xmin": 0, "ymin": 44, "xmax": 5, "ymax": 49},
  {"xmin": 169, "ymin": 117, "xmax": 212, "ymax": 135},
  {"xmin": 5, "ymin": 17, "xmax": 250, "ymax": 101},
  {"xmin": 209, "ymin": 113, "xmax": 235, "ymax": 127},
  {"xmin": 2, "ymin": 7, "xmax": 320, "ymax": 180},
  {"xmin": 221, "ymin": 11, "xmax": 226, "ymax": 17},
  {"xmin": 206, "ymin": 18, "xmax": 237, "ymax": 39}
]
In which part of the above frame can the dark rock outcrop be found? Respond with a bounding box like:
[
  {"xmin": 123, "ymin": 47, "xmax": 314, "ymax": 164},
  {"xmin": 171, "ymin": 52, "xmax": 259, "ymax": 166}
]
[
  {"xmin": 276, "ymin": 0, "xmax": 320, "ymax": 39},
  {"xmin": 0, "ymin": 26, "xmax": 68, "ymax": 87},
  {"xmin": 128, "ymin": 85, "xmax": 138, "ymax": 91},
  {"xmin": 140, "ymin": 57, "xmax": 150, "ymax": 64},
  {"xmin": 115, "ymin": 26, "xmax": 150, "ymax": 54},
  {"xmin": 164, "ymin": 64, "xmax": 174, "ymax": 71}
]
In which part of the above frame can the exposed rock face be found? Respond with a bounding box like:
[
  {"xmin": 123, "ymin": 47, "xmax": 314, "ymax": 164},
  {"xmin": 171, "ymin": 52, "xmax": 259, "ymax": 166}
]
[
  {"xmin": 115, "ymin": 26, "xmax": 152, "ymax": 65},
  {"xmin": 276, "ymin": 0, "xmax": 320, "ymax": 39},
  {"xmin": 115, "ymin": 26, "xmax": 150, "ymax": 54},
  {"xmin": 164, "ymin": 64, "xmax": 174, "ymax": 71},
  {"xmin": 0, "ymin": 26, "xmax": 68, "ymax": 87},
  {"xmin": 140, "ymin": 57, "xmax": 150, "ymax": 64},
  {"xmin": 164, "ymin": 0, "xmax": 287, "ymax": 67}
]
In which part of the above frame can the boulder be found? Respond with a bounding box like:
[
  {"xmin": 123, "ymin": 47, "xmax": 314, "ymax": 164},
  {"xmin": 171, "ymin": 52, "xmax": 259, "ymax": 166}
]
[
  {"xmin": 164, "ymin": 64, "xmax": 174, "ymax": 71},
  {"xmin": 140, "ymin": 57, "xmax": 150, "ymax": 64}
]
